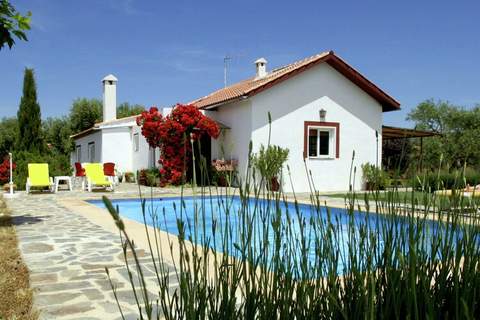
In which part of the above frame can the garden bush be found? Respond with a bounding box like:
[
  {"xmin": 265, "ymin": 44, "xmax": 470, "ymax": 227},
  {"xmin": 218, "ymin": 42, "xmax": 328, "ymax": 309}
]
[
  {"xmin": 361, "ymin": 163, "xmax": 388, "ymax": 190},
  {"xmin": 136, "ymin": 104, "xmax": 220, "ymax": 186},
  {"xmin": 0, "ymin": 158, "xmax": 15, "ymax": 185},
  {"xmin": 415, "ymin": 168, "xmax": 480, "ymax": 191},
  {"xmin": 252, "ymin": 144, "xmax": 289, "ymax": 190},
  {"xmin": 138, "ymin": 168, "xmax": 160, "ymax": 187}
]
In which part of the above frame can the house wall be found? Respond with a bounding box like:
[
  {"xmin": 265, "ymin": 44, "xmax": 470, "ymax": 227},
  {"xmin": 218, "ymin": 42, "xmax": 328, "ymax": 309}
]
[
  {"xmin": 101, "ymin": 127, "xmax": 133, "ymax": 173},
  {"xmin": 71, "ymin": 131, "xmax": 102, "ymax": 165},
  {"xmin": 249, "ymin": 63, "xmax": 383, "ymax": 192},
  {"xmin": 131, "ymin": 125, "xmax": 161, "ymax": 173},
  {"xmin": 208, "ymin": 100, "xmax": 253, "ymax": 180}
]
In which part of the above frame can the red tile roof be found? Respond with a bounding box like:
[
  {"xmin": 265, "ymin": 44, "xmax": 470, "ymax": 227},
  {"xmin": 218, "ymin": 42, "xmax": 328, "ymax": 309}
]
[{"xmin": 191, "ymin": 51, "xmax": 400, "ymax": 112}]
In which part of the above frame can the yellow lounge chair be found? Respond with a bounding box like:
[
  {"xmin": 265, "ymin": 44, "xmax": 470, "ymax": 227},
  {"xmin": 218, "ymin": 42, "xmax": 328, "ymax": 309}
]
[
  {"xmin": 26, "ymin": 163, "xmax": 54, "ymax": 194},
  {"xmin": 84, "ymin": 163, "xmax": 114, "ymax": 192}
]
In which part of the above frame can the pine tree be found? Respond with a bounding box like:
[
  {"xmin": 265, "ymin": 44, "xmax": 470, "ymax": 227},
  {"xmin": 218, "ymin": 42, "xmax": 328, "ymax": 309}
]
[{"xmin": 17, "ymin": 68, "xmax": 43, "ymax": 152}]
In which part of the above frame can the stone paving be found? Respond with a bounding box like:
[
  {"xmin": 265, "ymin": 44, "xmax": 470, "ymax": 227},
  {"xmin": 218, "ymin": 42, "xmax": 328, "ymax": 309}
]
[{"xmin": 4, "ymin": 185, "xmax": 180, "ymax": 319}]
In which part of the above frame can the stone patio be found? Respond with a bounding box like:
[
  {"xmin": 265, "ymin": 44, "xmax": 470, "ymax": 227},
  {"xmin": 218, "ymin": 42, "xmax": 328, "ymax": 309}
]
[{"xmin": 4, "ymin": 184, "xmax": 183, "ymax": 319}]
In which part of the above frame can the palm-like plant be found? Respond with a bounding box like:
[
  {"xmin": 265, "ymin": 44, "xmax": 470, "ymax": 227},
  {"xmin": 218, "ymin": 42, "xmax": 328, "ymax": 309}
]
[{"xmin": 252, "ymin": 144, "xmax": 289, "ymax": 190}]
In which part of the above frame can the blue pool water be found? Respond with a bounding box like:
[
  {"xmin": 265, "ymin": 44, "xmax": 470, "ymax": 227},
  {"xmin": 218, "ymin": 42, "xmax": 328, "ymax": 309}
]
[{"xmin": 88, "ymin": 196, "xmax": 449, "ymax": 275}]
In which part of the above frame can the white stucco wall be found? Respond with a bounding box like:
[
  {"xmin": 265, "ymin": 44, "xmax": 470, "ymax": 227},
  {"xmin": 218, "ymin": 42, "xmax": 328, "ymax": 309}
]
[
  {"xmin": 101, "ymin": 127, "xmax": 133, "ymax": 173},
  {"xmin": 208, "ymin": 63, "xmax": 383, "ymax": 192},
  {"xmin": 209, "ymin": 100, "xmax": 252, "ymax": 180},
  {"xmin": 131, "ymin": 125, "xmax": 161, "ymax": 173},
  {"xmin": 71, "ymin": 131, "xmax": 102, "ymax": 164}
]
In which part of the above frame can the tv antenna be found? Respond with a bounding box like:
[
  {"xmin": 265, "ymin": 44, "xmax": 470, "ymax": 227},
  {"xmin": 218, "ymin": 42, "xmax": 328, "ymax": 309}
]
[{"xmin": 224, "ymin": 55, "xmax": 231, "ymax": 87}]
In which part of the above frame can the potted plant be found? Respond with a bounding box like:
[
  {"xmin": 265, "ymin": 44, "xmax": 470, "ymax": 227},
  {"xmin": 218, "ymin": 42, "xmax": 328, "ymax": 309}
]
[
  {"xmin": 124, "ymin": 172, "xmax": 135, "ymax": 183},
  {"xmin": 362, "ymin": 163, "xmax": 387, "ymax": 190},
  {"xmin": 138, "ymin": 168, "xmax": 160, "ymax": 187},
  {"xmin": 211, "ymin": 159, "xmax": 238, "ymax": 187},
  {"xmin": 252, "ymin": 145, "xmax": 289, "ymax": 191}
]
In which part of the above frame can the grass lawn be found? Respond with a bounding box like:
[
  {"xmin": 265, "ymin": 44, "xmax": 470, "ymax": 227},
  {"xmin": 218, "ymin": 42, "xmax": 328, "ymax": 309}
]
[
  {"xmin": 326, "ymin": 191, "xmax": 426, "ymax": 202},
  {"xmin": 325, "ymin": 190, "xmax": 480, "ymax": 207},
  {"xmin": 0, "ymin": 196, "xmax": 37, "ymax": 320}
]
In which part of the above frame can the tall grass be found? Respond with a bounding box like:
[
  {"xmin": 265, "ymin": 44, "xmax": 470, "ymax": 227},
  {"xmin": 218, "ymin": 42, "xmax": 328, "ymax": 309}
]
[{"xmin": 103, "ymin": 138, "xmax": 480, "ymax": 319}]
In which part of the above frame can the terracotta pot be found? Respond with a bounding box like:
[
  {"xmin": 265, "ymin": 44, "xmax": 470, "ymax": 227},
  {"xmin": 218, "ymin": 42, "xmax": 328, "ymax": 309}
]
[
  {"xmin": 269, "ymin": 177, "xmax": 280, "ymax": 192},
  {"xmin": 217, "ymin": 175, "xmax": 228, "ymax": 187}
]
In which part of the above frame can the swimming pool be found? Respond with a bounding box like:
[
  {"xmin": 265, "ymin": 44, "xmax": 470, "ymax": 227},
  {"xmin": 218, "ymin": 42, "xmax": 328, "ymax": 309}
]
[{"xmin": 88, "ymin": 195, "xmax": 447, "ymax": 276}]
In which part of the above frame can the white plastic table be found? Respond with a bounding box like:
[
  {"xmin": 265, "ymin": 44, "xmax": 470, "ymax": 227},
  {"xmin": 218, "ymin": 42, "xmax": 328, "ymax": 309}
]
[{"xmin": 54, "ymin": 176, "xmax": 72, "ymax": 193}]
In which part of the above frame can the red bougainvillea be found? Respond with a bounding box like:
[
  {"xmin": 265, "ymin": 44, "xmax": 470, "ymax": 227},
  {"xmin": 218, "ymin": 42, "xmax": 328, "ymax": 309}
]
[
  {"xmin": 137, "ymin": 104, "xmax": 220, "ymax": 185},
  {"xmin": 0, "ymin": 158, "xmax": 16, "ymax": 184}
]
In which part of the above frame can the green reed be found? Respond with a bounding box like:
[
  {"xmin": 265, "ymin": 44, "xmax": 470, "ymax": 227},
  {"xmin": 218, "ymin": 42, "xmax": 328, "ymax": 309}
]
[{"xmin": 104, "ymin": 142, "xmax": 480, "ymax": 319}]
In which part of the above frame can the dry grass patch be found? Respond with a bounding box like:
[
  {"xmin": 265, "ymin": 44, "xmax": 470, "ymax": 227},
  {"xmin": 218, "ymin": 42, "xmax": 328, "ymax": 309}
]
[{"xmin": 0, "ymin": 196, "xmax": 37, "ymax": 320}]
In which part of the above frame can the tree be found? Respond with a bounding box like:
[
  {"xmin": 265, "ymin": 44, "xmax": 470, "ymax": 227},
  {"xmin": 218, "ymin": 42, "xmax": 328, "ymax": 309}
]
[
  {"xmin": 407, "ymin": 99, "xmax": 480, "ymax": 169},
  {"xmin": 0, "ymin": 117, "xmax": 18, "ymax": 157},
  {"xmin": 117, "ymin": 102, "xmax": 145, "ymax": 118},
  {"xmin": 0, "ymin": 0, "xmax": 31, "ymax": 50},
  {"xmin": 43, "ymin": 117, "xmax": 73, "ymax": 155},
  {"xmin": 17, "ymin": 68, "xmax": 42, "ymax": 152},
  {"xmin": 69, "ymin": 98, "xmax": 102, "ymax": 133},
  {"xmin": 69, "ymin": 99, "xmax": 145, "ymax": 134}
]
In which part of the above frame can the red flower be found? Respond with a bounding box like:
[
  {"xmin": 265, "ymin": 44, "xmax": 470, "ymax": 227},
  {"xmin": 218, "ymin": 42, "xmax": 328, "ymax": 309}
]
[
  {"xmin": 0, "ymin": 158, "xmax": 16, "ymax": 184},
  {"xmin": 136, "ymin": 103, "xmax": 220, "ymax": 185}
]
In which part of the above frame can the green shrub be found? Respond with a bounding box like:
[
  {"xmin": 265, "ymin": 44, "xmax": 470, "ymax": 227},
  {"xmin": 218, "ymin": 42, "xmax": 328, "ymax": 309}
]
[
  {"xmin": 138, "ymin": 168, "xmax": 160, "ymax": 187},
  {"xmin": 416, "ymin": 168, "xmax": 480, "ymax": 191},
  {"xmin": 252, "ymin": 145, "xmax": 288, "ymax": 191},
  {"xmin": 361, "ymin": 163, "xmax": 388, "ymax": 190}
]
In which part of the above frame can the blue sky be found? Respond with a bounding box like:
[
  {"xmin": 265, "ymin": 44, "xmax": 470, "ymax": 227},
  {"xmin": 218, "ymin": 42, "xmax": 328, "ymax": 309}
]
[{"xmin": 1, "ymin": 0, "xmax": 479, "ymax": 126}]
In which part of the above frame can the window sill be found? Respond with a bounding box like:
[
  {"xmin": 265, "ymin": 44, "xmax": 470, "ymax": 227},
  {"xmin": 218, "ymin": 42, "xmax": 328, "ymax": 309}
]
[{"xmin": 307, "ymin": 156, "xmax": 335, "ymax": 160}]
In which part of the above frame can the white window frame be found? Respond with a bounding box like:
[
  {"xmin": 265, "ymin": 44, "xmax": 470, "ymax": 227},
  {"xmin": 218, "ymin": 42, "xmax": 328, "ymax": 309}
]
[
  {"xmin": 133, "ymin": 133, "xmax": 139, "ymax": 152},
  {"xmin": 76, "ymin": 145, "xmax": 82, "ymax": 162},
  {"xmin": 307, "ymin": 126, "xmax": 336, "ymax": 159},
  {"xmin": 88, "ymin": 142, "xmax": 95, "ymax": 162}
]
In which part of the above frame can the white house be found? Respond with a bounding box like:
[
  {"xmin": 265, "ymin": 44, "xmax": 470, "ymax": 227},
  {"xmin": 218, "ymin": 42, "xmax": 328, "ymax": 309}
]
[
  {"xmin": 191, "ymin": 51, "xmax": 400, "ymax": 192},
  {"xmin": 71, "ymin": 51, "xmax": 400, "ymax": 192},
  {"xmin": 70, "ymin": 75, "xmax": 161, "ymax": 174}
]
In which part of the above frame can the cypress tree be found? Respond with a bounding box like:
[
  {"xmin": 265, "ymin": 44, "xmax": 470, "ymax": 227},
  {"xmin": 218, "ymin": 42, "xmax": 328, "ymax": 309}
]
[{"xmin": 17, "ymin": 68, "xmax": 42, "ymax": 152}]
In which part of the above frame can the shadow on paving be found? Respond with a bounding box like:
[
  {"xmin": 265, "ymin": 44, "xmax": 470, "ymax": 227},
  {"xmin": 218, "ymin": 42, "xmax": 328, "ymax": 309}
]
[{"xmin": 9, "ymin": 214, "xmax": 50, "ymax": 226}]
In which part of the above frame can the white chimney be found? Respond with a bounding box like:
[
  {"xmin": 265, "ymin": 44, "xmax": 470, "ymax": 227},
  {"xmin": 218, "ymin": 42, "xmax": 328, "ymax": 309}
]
[
  {"xmin": 102, "ymin": 74, "xmax": 118, "ymax": 122},
  {"xmin": 254, "ymin": 58, "xmax": 267, "ymax": 78}
]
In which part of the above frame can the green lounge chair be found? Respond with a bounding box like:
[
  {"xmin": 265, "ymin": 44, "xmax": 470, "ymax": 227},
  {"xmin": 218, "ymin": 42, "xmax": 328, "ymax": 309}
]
[
  {"xmin": 26, "ymin": 163, "xmax": 54, "ymax": 194},
  {"xmin": 84, "ymin": 163, "xmax": 114, "ymax": 192}
]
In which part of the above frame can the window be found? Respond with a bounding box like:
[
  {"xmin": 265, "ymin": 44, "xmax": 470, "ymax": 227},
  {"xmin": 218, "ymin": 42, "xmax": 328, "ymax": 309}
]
[
  {"xmin": 308, "ymin": 127, "xmax": 334, "ymax": 158},
  {"xmin": 76, "ymin": 145, "xmax": 81, "ymax": 162},
  {"xmin": 88, "ymin": 142, "xmax": 95, "ymax": 162},
  {"xmin": 149, "ymin": 147, "xmax": 157, "ymax": 168},
  {"xmin": 304, "ymin": 121, "xmax": 339, "ymax": 159},
  {"xmin": 133, "ymin": 133, "xmax": 139, "ymax": 152}
]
